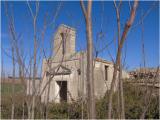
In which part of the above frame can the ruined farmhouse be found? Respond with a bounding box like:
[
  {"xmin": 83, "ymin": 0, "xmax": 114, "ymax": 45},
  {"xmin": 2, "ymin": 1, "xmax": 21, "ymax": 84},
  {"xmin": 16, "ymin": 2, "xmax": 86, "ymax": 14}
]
[{"xmin": 27, "ymin": 24, "xmax": 129, "ymax": 103}]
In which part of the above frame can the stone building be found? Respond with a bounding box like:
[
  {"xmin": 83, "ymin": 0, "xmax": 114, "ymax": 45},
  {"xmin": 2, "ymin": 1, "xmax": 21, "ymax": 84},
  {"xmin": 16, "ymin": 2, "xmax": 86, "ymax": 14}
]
[{"xmin": 39, "ymin": 24, "xmax": 129, "ymax": 103}]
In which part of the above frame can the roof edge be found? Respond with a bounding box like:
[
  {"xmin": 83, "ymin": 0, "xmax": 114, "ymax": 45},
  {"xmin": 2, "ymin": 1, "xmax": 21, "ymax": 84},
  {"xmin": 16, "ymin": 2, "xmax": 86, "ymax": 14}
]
[
  {"xmin": 59, "ymin": 24, "xmax": 76, "ymax": 31},
  {"xmin": 95, "ymin": 58, "xmax": 113, "ymax": 64}
]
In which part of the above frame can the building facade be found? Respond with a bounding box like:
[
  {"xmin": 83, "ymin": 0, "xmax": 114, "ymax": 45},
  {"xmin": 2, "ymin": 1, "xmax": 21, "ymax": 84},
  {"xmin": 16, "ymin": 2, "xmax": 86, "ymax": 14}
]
[{"xmin": 39, "ymin": 24, "xmax": 129, "ymax": 103}]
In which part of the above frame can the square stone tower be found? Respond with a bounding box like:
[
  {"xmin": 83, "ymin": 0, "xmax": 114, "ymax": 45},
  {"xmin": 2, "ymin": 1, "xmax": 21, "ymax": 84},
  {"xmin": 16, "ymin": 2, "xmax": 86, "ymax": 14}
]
[{"xmin": 53, "ymin": 24, "xmax": 76, "ymax": 60}]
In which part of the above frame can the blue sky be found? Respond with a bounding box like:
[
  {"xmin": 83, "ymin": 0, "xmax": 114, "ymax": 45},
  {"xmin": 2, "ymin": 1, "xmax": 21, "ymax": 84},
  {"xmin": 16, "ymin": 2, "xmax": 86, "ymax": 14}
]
[{"xmin": 1, "ymin": 1, "xmax": 159, "ymax": 76}]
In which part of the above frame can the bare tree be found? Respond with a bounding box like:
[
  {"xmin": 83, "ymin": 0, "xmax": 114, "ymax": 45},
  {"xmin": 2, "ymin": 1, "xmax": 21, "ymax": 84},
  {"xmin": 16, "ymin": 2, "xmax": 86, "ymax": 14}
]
[
  {"xmin": 140, "ymin": 67, "xmax": 159, "ymax": 119},
  {"xmin": 80, "ymin": 1, "xmax": 96, "ymax": 119},
  {"xmin": 4, "ymin": 1, "xmax": 63, "ymax": 119},
  {"xmin": 27, "ymin": 1, "xmax": 39, "ymax": 119},
  {"xmin": 113, "ymin": 1, "xmax": 125, "ymax": 118},
  {"xmin": 139, "ymin": 8, "xmax": 158, "ymax": 118},
  {"xmin": 107, "ymin": 1, "xmax": 138, "ymax": 118},
  {"xmin": 4, "ymin": 3, "xmax": 16, "ymax": 119},
  {"xmin": 11, "ymin": 42, "xmax": 15, "ymax": 119}
]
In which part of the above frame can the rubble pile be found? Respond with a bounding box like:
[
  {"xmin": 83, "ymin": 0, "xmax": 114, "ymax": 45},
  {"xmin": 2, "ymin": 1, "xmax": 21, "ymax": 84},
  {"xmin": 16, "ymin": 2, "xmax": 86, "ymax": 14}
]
[{"xmin": 129, "ymin": 68, "xmax": 159, "ymax": 79}]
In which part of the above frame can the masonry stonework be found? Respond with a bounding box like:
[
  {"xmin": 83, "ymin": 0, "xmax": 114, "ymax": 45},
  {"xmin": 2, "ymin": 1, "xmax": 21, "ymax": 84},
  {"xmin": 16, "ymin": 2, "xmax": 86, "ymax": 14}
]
[{"xmin": 39, "ymin": 24, "xmax": 129, "ymax": 103}]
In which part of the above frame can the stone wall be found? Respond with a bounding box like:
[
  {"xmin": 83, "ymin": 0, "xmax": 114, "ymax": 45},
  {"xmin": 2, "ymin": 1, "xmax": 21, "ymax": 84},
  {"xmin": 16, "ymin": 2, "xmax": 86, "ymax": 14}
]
[
  {"xmin": 39, "ymin": 24, "xmax": 129, "ymax": 103},
  {"xmin": 53, "ymin": 24, "xmax": 76, "ymax": 61}
]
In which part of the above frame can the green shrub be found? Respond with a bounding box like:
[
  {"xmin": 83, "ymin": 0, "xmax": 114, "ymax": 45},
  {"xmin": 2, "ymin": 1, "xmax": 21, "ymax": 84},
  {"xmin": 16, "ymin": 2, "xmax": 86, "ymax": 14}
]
[
  {"xmin": 1, "ymin": 82, "xmax": 159, "ymax": 119},
  {"xmin": 48, "ymin": 102, "xmax": 68, "ymax": 119}
]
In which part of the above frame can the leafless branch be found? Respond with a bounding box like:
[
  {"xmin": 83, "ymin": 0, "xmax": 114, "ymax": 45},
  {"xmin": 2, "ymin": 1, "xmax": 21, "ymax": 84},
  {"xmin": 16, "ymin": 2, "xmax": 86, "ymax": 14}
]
[{"xmin": 108, "ymin": 1, "xmax": 138, "ymax": 118}]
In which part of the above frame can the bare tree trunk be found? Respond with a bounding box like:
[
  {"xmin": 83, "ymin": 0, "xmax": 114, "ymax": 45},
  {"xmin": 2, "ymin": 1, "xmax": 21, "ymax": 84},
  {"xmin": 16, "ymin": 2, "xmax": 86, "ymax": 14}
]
[
  {"xmin": 27, "ymin": 104, "xmax": 31, "ymax": 119},
  {"xmin": 81, "ymin": 52, "xmax": 85, "ymax": 119},
  {"xmin": 31, "ymin": 19, "xmax": 37, "ymax": 118},
  {"xmin": 5, "ymin": 3, "xmax": 25, "ymax": 119},
  {"xmin": 27, "ymin": 2, "xmax": 39, "ymax": 119},
  {"xmin": 22, "ymin": 101, "xmax": 25, "ymax": 119},
  {"xmin": 80, "ymin": 1, "xmax": 96, "ymax": 118},
  {"xmin": 119, "ymin": 63, "xmax": 125, "ymax": 118},
  {"xmin": 26, "ymin": 58, "xmax": 32, "ymax": 119},
  {"xmin": 45, "ymin": 74, "xmax": 51, "ymax": 119},
  {"xmin": 114, "ymin": 2, "xmax": 125, "ymax": 117},
  {"xmin": 113, "ymin": 1, "xmax": 122, "ymax": 118},
  {"xmin": 31, "ymin": 17, "xmax": 38, "ymax": 119},
  {"xmin": 139, "ymin": 10, "xmax": 152, "ymax": 119},
  {"xmin": 11, "ymin": 46, "xmax": 15, "ymax": 119},
  {"xmin": 117, "ymin": 76, "xmax": 121, "ymax": 118},
  {"xmin": 108, "ymin": 1, "xmax": 138, "ymax": 118}
]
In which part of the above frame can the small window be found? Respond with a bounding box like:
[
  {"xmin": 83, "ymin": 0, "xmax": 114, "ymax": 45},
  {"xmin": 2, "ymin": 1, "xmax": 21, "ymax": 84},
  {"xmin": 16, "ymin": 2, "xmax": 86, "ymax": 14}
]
[
  {"xmin": 60, "ymin": 33, "xmax": 66, "ymax": 55},
  {"xmin": 105, "ymin": 65, "xmax": 108, "ymax": 81}
]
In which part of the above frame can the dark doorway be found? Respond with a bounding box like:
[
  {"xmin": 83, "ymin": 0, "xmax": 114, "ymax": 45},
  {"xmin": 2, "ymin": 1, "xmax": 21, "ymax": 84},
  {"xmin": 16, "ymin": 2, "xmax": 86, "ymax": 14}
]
[{"xmin": 57, "ymin": 81, "xmax": 67, "ymax": 102}]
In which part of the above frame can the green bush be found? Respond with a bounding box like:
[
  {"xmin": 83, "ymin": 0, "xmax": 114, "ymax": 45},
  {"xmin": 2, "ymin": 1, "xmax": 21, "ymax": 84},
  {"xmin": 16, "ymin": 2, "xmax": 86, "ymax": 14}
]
[
  {"xmin": 124, "ymin": 82, "xmax": 159, "ymax": 119},
  {"xmin": 47, "ymin": 102, "xmax": 68, "ymax": 119},
  {"xmin": 1, "ymin": 82, "xmax": 159, "ymax": 119}
]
